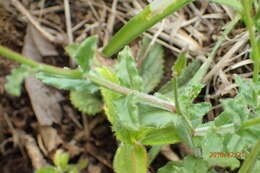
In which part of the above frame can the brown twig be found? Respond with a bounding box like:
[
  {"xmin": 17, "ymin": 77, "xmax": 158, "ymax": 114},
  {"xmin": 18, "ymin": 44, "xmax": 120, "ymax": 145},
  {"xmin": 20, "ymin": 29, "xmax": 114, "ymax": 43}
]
[{"xmin": 12, "ymin": 0, "xmax": 66, "ymax": 44}]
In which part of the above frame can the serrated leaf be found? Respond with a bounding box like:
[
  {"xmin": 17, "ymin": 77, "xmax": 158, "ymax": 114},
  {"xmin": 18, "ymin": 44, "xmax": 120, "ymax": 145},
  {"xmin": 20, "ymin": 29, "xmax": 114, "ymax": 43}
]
[
  {"xmin": 114, "ymin": 94, "xmax": 140, "ymax": 131},
  {"xmin": 54, "ymin": 150, "xmax": 69, "ymax": 170},
  {"xmin": 207, "ymin": 158, "xmax": 240, "ymax": 170},
  {"xmin": 215, "ymin": 98, "xmax": 249, "ymax": 127},
  {"xmin": 70, "ymin": 90, "xmax": 103, "ymax": 115},
  {"xmin": 183, "ymin": 156, "xmax": 209, "ymax": 173},
  {"xmin": 198, "ymin": 130, "xmax": 241, "ymax": 170},
  {"xmin": 116, "ymin": 47, "xmax": 143, "ymax": 91},
  {"xmin": 235, "ymin": 76, "xmax": 260, "ymax": 107},
  {"xmin": 36, "ymin": 167, "xmax": 58, "ymax": 173},
  {"xmin": 173, "ymin": 51, "xmax": 187, "ymax": 76},
  {"xmin": 95, "ymin": 67, "xmax": 122, "ymax": 123},
  {"xmin": 5, "ymin": 65, "xmax": 31, "ymax": 96},
  {"xmin": 175, "ymin": 116, "xmax": 195, "ymax": 150},
  {"xmin": 158, "ymin": 156, "xmax": 209, "ymax": 173},
  {"xmin": 113, "ymin": 143, "xmax": 147, "ymax": 173},
  {"xmin": 94, "ymin": 68, "xmax": 139, "ymax": 143},
  {"xmin": 138, "ymin": 37, "xmax": 164, "ymax": 93},
  {"xmin": 75, "ymin": 36, "xmax": 97, "ymax": 72},
  {"xmin": 65, "ymin": 43, "xmax": 80, "ymax": 58},
  {"xmin": 141, "ymin": 127, "xmax": 180, "ymax": 145},
  {"xmin": 36, "ymin": 73, "xmax": 98, "ymax": 93},
  {"xmin": 179, "ymin": 82, "xmax": 204, "ymax": 104},
  {"xmin": 184, "ymin": 102, "xmax": 211, "ymax": 127}
]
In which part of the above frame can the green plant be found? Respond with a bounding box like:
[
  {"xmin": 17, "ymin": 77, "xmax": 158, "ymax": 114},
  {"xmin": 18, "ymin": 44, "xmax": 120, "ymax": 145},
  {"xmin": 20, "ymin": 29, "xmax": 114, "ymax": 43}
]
[
  {"xmin": 36, "ymin": 150, "xmax": 87, "ymax": 173},
  {"xmin": 1, "ymin": 0, "xmax": 260, "ymax": 173}
]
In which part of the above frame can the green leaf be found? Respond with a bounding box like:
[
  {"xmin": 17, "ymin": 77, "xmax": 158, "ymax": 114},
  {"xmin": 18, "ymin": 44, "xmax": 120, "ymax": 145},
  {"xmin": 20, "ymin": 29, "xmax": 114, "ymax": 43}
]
[
  {"xmin": 252, "ymin": 160, "xmax": 260, "ymax": 172},
  {"xmin": 255, "ymin": 9, "xmax": 260, "ymax": 33},
  {"xmin": 175, "ymin": 116, "xmax": 195, "ymax": 151},
  {"xmin": 159, "ymin": 59, "xmax": 202, "ymax": 97},
  {"xmin": 138, "ymin": 37, "xmax": 164, "ymax": 93},
  {"xmin": 113, "ymin": 143, "xmax": 147, "ymax": 173},
  {"xmin": 36, "ymin": 167, "xmax": 59, "ymax": 173},
  {"xmin": 68, "ymin": 167, "xmax": 78, "ymax": 173},
  {"xmin": 239, "ymin": 139, "xmax": 260, "ymax": 173},
  {"xmin": 178, "ymin": 81, "xmax": 204, "ymax": 104},
  {"xmin": 141, "ymin": 127, "xmax": 180, "ymax": 145},
  {"xmin": 54, "ymin": 150, "xmax": 69, "ymax": 170},
  {"xmin": 158, "ymin": 156, "xmax": 209, "ymax": 173},
  {"xmin": 114, "ymin": 94, "xmax": 140, "ymax": 131},
  {"xmin": 235, "ymin": 76, "xmax": 260, "ymax": 107},
  {"xmin": 158, "ymin": 161, "xmax": 184, "ymax": 173},
  {"xmin": 94, "ymin": 67, "xmax": 135, "ymax": 144},
  {"xmin": 116, "ymin": 46, "xmax": 143, "ymax": 91},
  {"xmin": 197, "ymin": 130, "xmax": 241, "ymax": 170},
  {"xmin": 5, "ymin": 65, "xmax": 31, "ymax": 96},
  {"xmin": 75, "ymin": 36, "xmax": 97, "ymax": 72},
  {"xmin": 95, "ymin": 67, "xmax": 122, "ymax": 123},
  {"xmin": 184, "ymin": 102, "xmax": 211, "ymax": 127},
  {"xmin": 139, "ymin": 105, "xmax": 178, "ymax": 128},
  {"xmin": 215, "ymin": 98, "xmax": 249, "ymax": 127},
  {"xmin": 173, "ymin": 51, "xmax": 187, "ymax": 76},
  {"xmin": 70, "ymin": 90, "xmax": 103, "ymax": 115},
  {"xmin": 65, "ymin": 43, "xmax": 80, "ymax": 58},
  {"xmin": 36, "ymin": 73, "xmax": 98, "ymax": 93}
]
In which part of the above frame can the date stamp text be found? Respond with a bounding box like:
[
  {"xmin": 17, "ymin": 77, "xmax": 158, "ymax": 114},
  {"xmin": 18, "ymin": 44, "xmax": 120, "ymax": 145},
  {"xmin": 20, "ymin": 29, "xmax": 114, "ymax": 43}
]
[{"xmin": 209, "ymin": 152, "xmax": 245, "ymax": 158}]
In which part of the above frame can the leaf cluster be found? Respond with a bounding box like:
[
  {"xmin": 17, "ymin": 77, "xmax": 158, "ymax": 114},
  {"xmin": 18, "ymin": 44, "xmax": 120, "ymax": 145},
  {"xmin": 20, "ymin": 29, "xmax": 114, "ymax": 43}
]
[{"xmin": 3, "ymin": 0, "xmax": 260, "ymax": 173}]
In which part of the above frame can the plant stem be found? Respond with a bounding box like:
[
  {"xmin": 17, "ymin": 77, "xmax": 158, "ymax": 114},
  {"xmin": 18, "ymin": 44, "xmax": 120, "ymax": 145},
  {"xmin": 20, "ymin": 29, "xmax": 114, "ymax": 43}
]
[
  {"xmin": 239, "ymin": 139, "xmax": 260, "ymax": 173},
  {"xmin": 0, "ymin": 46, "xmax": 82, "ymax": 78},
  {"xmin": 241, "ymin": 0, "xmax": 260, "ymax": 82},
  {"xmin": 194, "ymin": 117, "xmax": 260, "ymax": 136},
  {"xmin": 85, "ymin": 73, "xmax": 176, "ymax": 112},
  {"xmin": 102, "ymin": 0, "xmax": 193, "ymax": 57},
  {"xmin": 240, "ymin": 117, "xmax": 260, "ymax": 128},
  {"xmin": 0, "ymin": 45, "xmax": 176, "ymax": 113},
  {"xmin": 173, "ymin": 77, "xmax": 193, "ymax": 129},
  {"xmin": 173, "ymin": 78, "xmax": 181, "ymax": 114}
]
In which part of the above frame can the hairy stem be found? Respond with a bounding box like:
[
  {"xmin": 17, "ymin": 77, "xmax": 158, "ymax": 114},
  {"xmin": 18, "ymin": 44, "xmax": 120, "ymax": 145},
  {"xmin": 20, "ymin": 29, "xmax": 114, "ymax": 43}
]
[
  {"xmin": 86, "ymin": 73, "xmax": 176, "ymax": 112},
  {"xmin": 0, "ymin": 46, "xmax": 82, "ymax": 78},
  {"xmin": 239, "ymin": 139, "xmax": 260, "ymax": 173},
  {"xmin": 102, "ymin": 0, "xmax": 193, "ymax": 57},
  {"xmin": 241, "ymin": 0, "xmax": 260, "ymax": 82},
  {"xmin": 194, "ymin": 117, "xmax": 260, "ymax": 136}
]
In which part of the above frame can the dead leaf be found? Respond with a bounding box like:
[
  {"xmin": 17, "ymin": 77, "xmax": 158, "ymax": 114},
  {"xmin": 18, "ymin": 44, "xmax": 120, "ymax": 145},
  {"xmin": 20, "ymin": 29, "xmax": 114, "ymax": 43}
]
[
  {"xmin": 30, "ymin": 27, "xmax": 58, "ymax": 56},
  {"xmin": 23, "ymin": 25, "xmax": 63, "ymax": 125},
  {"xmin": 39, "ymin": 126, "xmax": 62, "ymax": 153}
]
